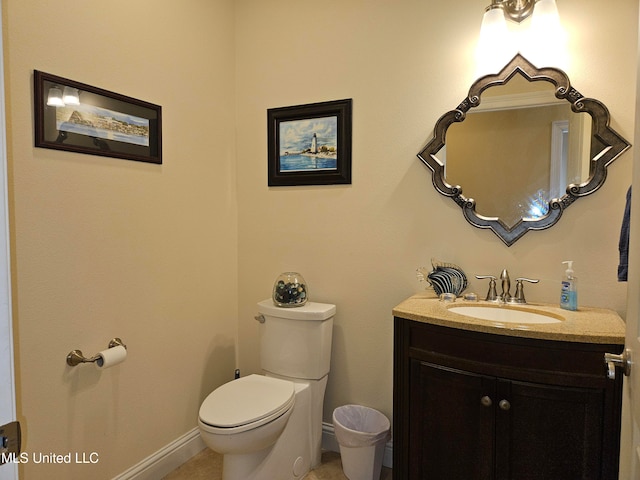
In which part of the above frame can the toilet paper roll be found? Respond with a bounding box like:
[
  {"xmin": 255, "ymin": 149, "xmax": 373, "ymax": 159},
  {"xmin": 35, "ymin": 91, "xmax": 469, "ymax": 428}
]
[{"xmin": 96, "ymin": 345, "xmax": 127, "ymax": 369}]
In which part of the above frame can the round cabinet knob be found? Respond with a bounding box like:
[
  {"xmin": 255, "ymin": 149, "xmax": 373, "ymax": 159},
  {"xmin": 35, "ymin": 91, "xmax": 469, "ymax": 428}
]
[
  {"xmin": 480, "ymin": 396, "xmax": 492, "ymax": 407},
  {"xmin": 499, "ymin": 399, "xmax": 511, "ymax": 411}
]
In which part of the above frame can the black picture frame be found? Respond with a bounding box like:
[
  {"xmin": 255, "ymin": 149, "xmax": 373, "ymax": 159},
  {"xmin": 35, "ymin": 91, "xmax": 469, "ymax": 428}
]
[
  {"xmin": 268, "ymin": 99, "xmax": 352, "ymax": 186},
  {"xmin": 34, "ymin": 70, "xmax": 162, "ymax": 164}
]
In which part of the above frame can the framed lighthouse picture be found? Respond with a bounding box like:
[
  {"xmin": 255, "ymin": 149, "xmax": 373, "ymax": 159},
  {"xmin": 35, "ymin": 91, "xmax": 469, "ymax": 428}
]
[{"xmin": 267, "ymin": 99, "xmax": 352, "ymax": 186}]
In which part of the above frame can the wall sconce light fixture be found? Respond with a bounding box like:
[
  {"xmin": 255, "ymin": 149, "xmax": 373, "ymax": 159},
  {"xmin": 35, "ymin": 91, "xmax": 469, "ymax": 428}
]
[
  {"xmin": 491, "ymin": 0, "xmax": 537, "ymax": 23},
  {"xmin": 62, "ymin": 86, "xmax": 80, "ymax": 105},
  {"xmin": 47, "ymin": 86, "xmax": 81, "ymax": 107},
  {"xmin": 476, "ymin": 0, "xmax": 566, "ymax": 76},
  {"xmin": 46, "ymin": 86, "xmax": 65, "ymax": 107}
]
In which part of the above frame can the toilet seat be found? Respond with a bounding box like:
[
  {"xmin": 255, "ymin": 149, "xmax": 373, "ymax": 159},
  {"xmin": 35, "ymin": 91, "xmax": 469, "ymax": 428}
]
[{"xmin": 199, "ymin": 374, "xmax": 295, "ymax": 434}]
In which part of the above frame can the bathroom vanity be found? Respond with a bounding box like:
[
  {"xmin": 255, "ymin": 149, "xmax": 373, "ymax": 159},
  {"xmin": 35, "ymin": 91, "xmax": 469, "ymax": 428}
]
[{"xmin": 393, "ymin": 294, "xmax": 626, "ymax": 480}]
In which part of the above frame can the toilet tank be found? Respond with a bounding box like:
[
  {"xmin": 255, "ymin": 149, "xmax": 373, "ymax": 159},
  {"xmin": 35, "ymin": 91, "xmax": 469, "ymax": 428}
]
[{"xmin": 257, "ymin": 299, "xmax": 335, "ymax": 380}]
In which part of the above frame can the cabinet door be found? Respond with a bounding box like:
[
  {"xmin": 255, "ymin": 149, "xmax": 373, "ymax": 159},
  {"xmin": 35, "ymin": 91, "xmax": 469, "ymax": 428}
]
[
  {"xmin": 410, "ymin": 360, "xmax": 496, "ymax": 479},
  {"xmin": 496, "ymin": 379, "xmax": 604, "ymax": 480}
]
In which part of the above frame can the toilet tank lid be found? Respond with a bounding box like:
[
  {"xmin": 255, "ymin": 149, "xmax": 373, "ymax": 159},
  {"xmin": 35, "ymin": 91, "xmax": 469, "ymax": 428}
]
[{"xmin": 257, "ymin": 299, "xmax": 336, "ymax": 321}]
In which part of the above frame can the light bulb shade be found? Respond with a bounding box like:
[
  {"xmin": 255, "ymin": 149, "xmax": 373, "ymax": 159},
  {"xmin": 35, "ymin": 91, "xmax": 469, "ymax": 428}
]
[
  {"xmin": 62, "ymin": 86, "xmax": 80, "ymax": 105},
  {"xmin": 531, "ymin": 0, "xmax": 562, "ymax": 29},
  {"xmin": 523, "ymin": 0, "xmax": 567, "ymax": 68},
  {"xmin": 46, "ymin": 87, "xmax": 65, "ymax": 107},
  {"xmin": 475, "ymin": 6, "xmax": 517, "ymax": 77},
  {"xmin": 480, "ymin": 6, "xmax": 509, "ymax": 43}
]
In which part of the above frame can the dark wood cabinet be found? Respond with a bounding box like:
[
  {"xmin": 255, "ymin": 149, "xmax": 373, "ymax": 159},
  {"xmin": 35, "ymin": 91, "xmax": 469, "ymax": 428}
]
[{"xmin": 393, "ymin": 317, "xmax": 624, "ymax": 480}]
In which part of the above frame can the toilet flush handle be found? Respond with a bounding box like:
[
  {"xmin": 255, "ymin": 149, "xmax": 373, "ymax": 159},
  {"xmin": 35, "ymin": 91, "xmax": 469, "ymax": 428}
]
[{"xmin": 254, "ymin": 314, "xmax": 265, "ymax": 324}]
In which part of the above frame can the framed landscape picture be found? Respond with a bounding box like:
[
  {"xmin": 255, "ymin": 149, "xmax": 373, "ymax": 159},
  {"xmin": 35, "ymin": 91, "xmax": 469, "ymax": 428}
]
[
  {"xmin": 34, "ymin": 70, "xmax": 162, "ymax": 164},
  {"xmin": 267, "ymin": 99, "xmax": 352, "ymax": 186}
]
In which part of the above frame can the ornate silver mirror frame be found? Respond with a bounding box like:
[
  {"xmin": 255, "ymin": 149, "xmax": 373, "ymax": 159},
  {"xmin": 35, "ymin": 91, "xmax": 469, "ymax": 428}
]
[{"xmin": 417, "ymin": 54, "xmax": 631, "ymax": 246}]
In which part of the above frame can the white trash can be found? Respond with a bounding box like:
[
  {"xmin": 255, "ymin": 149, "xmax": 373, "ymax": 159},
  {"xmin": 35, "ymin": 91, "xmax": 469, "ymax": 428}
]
[{"xmin": 333, "ymin": 405, "xmax": 391, "ymax": 480}]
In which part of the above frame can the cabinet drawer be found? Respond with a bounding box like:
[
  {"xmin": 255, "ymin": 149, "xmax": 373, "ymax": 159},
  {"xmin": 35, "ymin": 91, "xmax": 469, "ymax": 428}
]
[{"xmin": 405, "ymin": 319, "xmax": 622, "ymax": 385}]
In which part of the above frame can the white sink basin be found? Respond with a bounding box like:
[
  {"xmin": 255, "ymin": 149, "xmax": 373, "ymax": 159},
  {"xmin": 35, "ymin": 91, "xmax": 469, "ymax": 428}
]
[{"xmin": 448, "ymin": 305, "xmax": 563, "ymax": 324}]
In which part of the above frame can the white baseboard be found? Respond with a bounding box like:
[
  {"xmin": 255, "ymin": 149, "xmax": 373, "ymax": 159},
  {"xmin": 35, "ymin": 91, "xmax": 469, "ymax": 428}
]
[
  {"xmin": 113, "ymin": 422, "xmax": 392, "ymax": 479},
  {"xmin": 321, "ymin": 422, "xmax": 393, "ymax": 469},
  {"xmin": 112, "ymin": 427, "xmax": 205, "ymax": 480}
]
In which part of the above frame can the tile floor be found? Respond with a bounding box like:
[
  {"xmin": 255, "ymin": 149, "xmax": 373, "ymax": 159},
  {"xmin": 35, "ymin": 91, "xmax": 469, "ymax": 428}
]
[{"xmin": 162, "ymin": 448, "xmax": 392, "ymax": 480}]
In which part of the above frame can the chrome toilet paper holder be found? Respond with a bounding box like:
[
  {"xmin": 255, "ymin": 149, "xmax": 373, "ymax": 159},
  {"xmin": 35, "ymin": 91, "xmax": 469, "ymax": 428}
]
[{"xmin": 66, "ymin": 338, "xmax": 127, "ymax": 367}]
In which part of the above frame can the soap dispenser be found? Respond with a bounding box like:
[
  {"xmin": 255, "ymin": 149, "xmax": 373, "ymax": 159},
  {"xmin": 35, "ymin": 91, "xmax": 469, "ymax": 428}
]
[{"xmin": 560, "ymin": 261, "xmax": 578, "ymax": 311}]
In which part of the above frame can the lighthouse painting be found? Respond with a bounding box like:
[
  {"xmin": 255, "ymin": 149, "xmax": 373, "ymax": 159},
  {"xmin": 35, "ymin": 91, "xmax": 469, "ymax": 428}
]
[
  {"xmin": 279, "ymin": 116, "xmax": 338, "ymax": 172},
  {"xmin": 268, "ymin": 99, "xmax": 352, "ymax": 186}
]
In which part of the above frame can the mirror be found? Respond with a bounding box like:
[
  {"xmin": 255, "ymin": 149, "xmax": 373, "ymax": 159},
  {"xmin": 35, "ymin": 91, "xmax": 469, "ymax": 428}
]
[{"xmin": 418, "ymin": 54, "xmax": 631, "ymax": 246}]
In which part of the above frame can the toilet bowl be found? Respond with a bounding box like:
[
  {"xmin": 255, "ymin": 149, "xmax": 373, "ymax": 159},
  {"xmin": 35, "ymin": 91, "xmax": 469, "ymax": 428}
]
[
  {"xmin": 198, "ymin": 300, "xmax": 336, "ymax": 480},
  {"xmin": 198, "ymin": 375, "xmax": 295, "ymax": 454},
  {"xmin": 199, "ymin": 374, "xmax": 312, "ymax": 480}
]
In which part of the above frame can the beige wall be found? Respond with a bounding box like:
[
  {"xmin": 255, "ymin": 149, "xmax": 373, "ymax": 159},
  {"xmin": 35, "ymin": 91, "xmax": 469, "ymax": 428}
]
[
  {"xmin": 3, "ymin": 0, "xmax": 638, "ymax": 477},
  {"xmin": 235, "ymin": 0, "xmax": 637, "ymax": 431},
  {"xmin": 4, "ymin": 0, "xmax": 238, "ymax": 478}
]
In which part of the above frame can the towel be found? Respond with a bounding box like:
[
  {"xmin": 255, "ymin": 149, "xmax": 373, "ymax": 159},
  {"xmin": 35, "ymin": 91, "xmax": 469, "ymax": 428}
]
[{"xmin": 618, "ymin": 186, "xmax": 631, "ymax": 282}]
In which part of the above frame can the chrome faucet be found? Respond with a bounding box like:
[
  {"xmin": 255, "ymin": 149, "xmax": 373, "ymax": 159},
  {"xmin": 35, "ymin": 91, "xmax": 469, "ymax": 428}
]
[
  {"xmin": 500, "ymin": 269, "xmax": 511, "ymax": 303},
  {"xmin": 476, "ymin": 270, "xmax": 539, "ymax": 304}
]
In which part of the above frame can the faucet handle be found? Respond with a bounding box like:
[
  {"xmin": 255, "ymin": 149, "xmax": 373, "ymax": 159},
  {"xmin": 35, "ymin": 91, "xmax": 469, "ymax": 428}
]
[
  {"xmin": 476, "ymin": 275, "xmax": 498, "ymax": 301},
  {"xmin": 511, "ymin": 277, "xmax": 539, "ymax": 304}
]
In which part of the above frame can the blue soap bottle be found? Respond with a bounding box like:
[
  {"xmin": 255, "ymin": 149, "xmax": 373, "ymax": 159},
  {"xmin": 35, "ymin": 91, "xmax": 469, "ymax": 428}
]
[{"xmin": 560, "ymin": 260, "xmax": 578, "ymax": 311}]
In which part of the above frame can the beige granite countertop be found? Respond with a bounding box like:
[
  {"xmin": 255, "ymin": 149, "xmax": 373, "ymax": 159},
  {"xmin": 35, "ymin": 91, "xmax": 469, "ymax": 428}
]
[{"xmin": 393, "ymin": 292, "xmax": 625, "ymax": 344}]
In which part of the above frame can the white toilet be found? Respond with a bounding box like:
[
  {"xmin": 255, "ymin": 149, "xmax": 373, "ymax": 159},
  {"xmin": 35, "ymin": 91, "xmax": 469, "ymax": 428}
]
[{"xmin": 198, "ymin": 299, "xmax": 336, "ymax": 480}]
